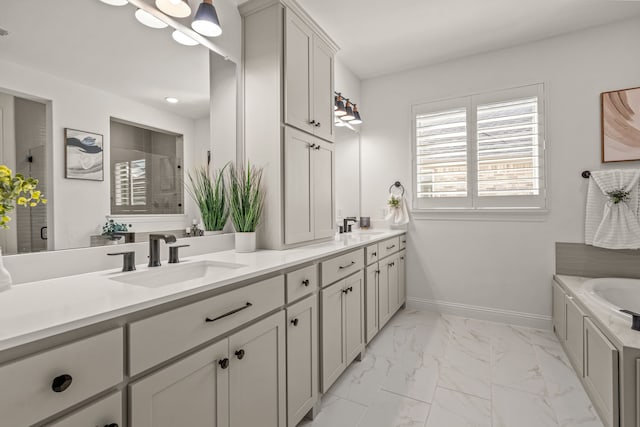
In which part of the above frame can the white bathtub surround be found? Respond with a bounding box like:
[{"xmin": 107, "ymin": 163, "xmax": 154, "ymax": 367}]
[
  {"xmin": 585, "ymin": 169, "xmax": 640, "ymax": 250},
  {"xmin": 234, "ymin": 231, "xmax": 256, "ymax": 252},
  {"xmin": 300, "ymin": 310, "xmax": 602, "ymax": 427},
  {"xmin": 0, "ymin": 248, "xmax": 11, "ymax": 292}
]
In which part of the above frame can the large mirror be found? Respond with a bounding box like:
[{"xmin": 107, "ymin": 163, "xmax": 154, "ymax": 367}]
[
  {"xmin": 335, "ymin": 126, "xmax": 361, "ymax": 221},
  {"xmin": 0, "ymin": 0, "xmax": 239, "ymax": 255}
]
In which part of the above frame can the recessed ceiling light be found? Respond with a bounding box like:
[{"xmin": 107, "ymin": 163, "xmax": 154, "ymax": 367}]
[
  {"xmin": 165, "ymin": 97, "xmax": 179, "ymax": 104},
  {"xmin": 171, "ymin": 30, "xmax": 199, "ymax": 46},
  {"xmin": 99, "ymin": 0, "xmax": 128, "ymax": 6},
  {"xmin": 135, "ymin": 9, "xmax": 168, "ymax": 29}
]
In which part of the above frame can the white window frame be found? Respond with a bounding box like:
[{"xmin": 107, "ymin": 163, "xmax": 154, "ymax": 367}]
[{"xmin": 411, "ymin": 83, "xmax": 547, "ymax": 214}]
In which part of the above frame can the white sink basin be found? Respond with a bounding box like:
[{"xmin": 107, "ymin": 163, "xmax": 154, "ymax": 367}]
[
  {"xmin": 110, "ymin": 260, "xmax": 246, "ymax": 288},
  {"xmin": 583, "ymin": 278, "xmax": 640, "ymax": 319},
  {"xmin": 352, "ymin": 231, "xmax": 386, "ymax": 235}
]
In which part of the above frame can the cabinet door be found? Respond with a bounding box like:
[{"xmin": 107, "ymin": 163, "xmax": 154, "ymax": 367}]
[
  {"xmin": 311, "ymin": 36, "xmax": 334, "ymax": 142},
  {"xmin": 130, "ymin": 339, "xmax": 229, "ymax": 427},
  {"xmin": 388, "ymin": 255, "xmax": 399, "ymax": 313},
  {"xmin": 284, "ymin": 128, "xmax": 313, "ymax": 245},
  {"xmin": 378, "ymin": 261, "xmax": 391, "ymax": 328},
  {"xmin": 344, "ymin": 271, "xmax": 364, "ymax": 364},
  {"xmin": 48, "ymin": 392, "xmax": 121, "ymax": 427},
  {"xmin": 313, "ymin": 141, "xmax": 334, "ymax": 239},
  {"xmin": 321, "ymin": 280, "xmax": 346, "ymax": 393},
  {"xmin": 284, "ymin": 9, "xmax": 313, "ymax": 133},
  {"xmin": 583, "ymin": 317, "xmax": 619, "ymax": 427},
  {"xmin": 286, "ymin": 295, "xmax": 318, "ymax": 427},
  {"xmin": 365, "ymin": 265, "xmax": 379, "ymax": 343},
  {"xmin": 552, "ymin": 280, "xmax": 566, "ymax": 341},
  {"xmin": 564, "ymin": 295, "xmax": 585, "ymax": 375},
  {"xmin": 398, "ymin": 252, "xmax": 406, "ymax": 307},
  {"xmin": 229, "ymin": 311, "xmax": 286, "ymax": 427}
]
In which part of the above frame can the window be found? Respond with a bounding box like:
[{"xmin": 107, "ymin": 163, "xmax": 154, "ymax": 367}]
[
  {"xmin": 110, "ymin": 119, "xmax": 184, "ymax": 215},
  {"xmin": 413, "ymin": 84, "xmax": 545, "ymax": 210}
]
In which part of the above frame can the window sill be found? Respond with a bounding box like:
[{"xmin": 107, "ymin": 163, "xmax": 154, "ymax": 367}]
[{"xmin": 411, "ymin": 208, "xmax": 549, "ymax": 222}]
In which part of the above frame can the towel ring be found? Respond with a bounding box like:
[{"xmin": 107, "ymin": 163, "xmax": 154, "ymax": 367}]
[{"xmin": 389, "ymin": 181, "xmax": 405, "ymax": 197}]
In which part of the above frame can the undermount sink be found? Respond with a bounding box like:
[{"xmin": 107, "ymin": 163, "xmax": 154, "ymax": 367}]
[
  {"xmin": 352, "ymin": 230, "xmax": 386, "ymax": 235},
  {"xmin": 110, "ymin": 260, "xmax": 247, "ymax": 288},
  {"xmin": 583, "ymin": 278, "xmax": 640, "ymax": 319}
]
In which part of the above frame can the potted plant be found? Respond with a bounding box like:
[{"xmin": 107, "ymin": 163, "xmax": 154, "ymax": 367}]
[
  {"xmin": 187, "ymin": 164, "xmax": 229, "ymax": 235},
  {"xmin": 228, "ymin": 161, "xmax": 265, "ymax": 253},
  {"xmin": 101, "ymin": 218, "xmax": 131, "ymax": 243},
  {"xmin": 0, "ymin": 165, "xmax": 47, "ymax": 291}
]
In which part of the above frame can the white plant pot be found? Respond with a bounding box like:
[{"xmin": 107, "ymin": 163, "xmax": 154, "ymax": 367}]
[
  {"xmin": 0, "ymin": 247, "xmax": 12, "ymax": 292},
  {"xmin": 204, "ymin": 230, "xmax": 224, "ymax": 236},
  {"xmin": 235, "ymin": 232, "xmax": 256, "ymax": 253}
]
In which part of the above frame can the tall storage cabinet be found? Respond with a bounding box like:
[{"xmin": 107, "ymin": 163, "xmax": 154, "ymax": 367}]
[{"xmin": 242, "ymin": 0, "xmax": 338, "ymax": 249}]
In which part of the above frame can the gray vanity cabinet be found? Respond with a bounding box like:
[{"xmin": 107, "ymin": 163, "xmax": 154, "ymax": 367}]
[
  {"xmin": 398, "ymin": 250, "xmax": 406, "ymax": 308},
  {"xmin": 365, "ymin": 265, "xmax": 380, "ymax": 343},
  {"xmin": 552, "ymin": 280, "xmax": 566, "ymax": 340},
  {"xmin": 565, "ymin": 295, "xmax": 586, "ymax": 375},
  {"xmin": 286, "ymin": 294, "xmax": 318, "ymax": 427}
]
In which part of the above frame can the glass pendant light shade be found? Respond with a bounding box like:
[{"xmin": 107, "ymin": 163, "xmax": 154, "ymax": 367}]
[
  {"xmin": 192, "ymin": 0, "xmax": 222, "ymax": 37},
  {"xmin": 135, "ymin": 9, "xmax": 168, "ymax": 29},
  {"xmin": 172, "ymin": 30, "xmax": 199, "ymax": 46},
  {"xmin": 335, "ymin": 120, "xmax": 346, "ymax": 127},
  {"xmin": 335, "ymin": 95, "xmax": 346, "ymax": 116},
  {"xmin": 341, "ymin": 101, "xmax": 355, "ymax": 121},
  {"xmin": 100, "ymin": 0, "xmax": 128, "ymax": 5},
  {"xmin": 350, "ymin": 105, "xmax": 362, "ymax": 124},
  {"xmin": 156, "ymin": 0, "xmax": 192, "ymax": 18}
]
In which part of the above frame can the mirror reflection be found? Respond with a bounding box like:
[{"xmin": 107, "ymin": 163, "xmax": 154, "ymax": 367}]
[
  {"xmin": 335, "ymin": 126, "xmax": 361, "ymax": 221},
  {"xmin": 0, "ymin": 0, "xmax": 225, "ymax": 255}
]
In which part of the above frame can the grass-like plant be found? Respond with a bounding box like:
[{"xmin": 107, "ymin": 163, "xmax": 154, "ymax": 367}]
[
  {"xmin": 228, "ymin": 162, "xmax": 265, "ymax": 233},
  {"xmin": 187, "ymin": 164, "xmax": 229, "ymax": 231}
]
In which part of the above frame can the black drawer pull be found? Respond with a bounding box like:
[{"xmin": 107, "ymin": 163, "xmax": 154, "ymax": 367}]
[
  {"xmin": 51, "ymin": 374, "xmax": 73, "ymax": 393},
  {"xmin": 218, "ymin": 358, "xmax": 229, "ymax": 369},
  {"xmin": 338, "ymin": 261, "xmax": 355, "ymax": 270},
  {"xmin": 386, "ymin": 244, "xmax": 396, "ymax": 250},
  {"xmin": 291, "ymin": 318, "xmax": 299, "ymax": 326},
  {"xmin": 371, "ymin": 252, "xmax": 377, "ymax": 257},
  {"xmin": 302, "ymin": 279, "xmax": 310, "ymax": 287},
  {"xmin": 206, "ymin": 302, "xmax": 252, "ymax": 323},
  {"xmin": 342, "ymin": 288, "xmax": 349, "ymax": 294},
  {"xmin": 235, "ymin": 349, "xmax": 245, "ymax": 360},
  {"xmin": 348, "ymin": 286, "xmax": 353, "ymax": 292}
]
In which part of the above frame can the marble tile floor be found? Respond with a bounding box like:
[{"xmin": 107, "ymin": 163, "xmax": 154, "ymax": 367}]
[{"xmin": 298, "ymin": 309, "xmax": 602, "ymax": 427}]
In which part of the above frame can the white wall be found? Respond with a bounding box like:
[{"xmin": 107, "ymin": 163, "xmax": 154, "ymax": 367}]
[
  {"xmin": 0, "ymin": 59, "xmax": 203, "ymax": 250},
  {"xmin": 360, "ymin": 18, "xmax": 640, "ymax": 325}
]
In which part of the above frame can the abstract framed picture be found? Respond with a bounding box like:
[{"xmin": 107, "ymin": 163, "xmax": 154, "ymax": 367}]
[
  {"xmin": 64, "ymin": 128, "xmax": 104, "ymax": 181},
  {"xmin": 602, "ymin": 86, "xmax": 640, "ymax": 163}
]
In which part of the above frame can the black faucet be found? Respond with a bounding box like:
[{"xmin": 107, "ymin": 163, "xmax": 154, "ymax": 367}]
[
  {"xmin": 148, "ymin": 234, "xmax": 177, "ymax": 267},
  {"xmin": 342, "ymin": 217, "xmax": 357, "ymax": 233}
]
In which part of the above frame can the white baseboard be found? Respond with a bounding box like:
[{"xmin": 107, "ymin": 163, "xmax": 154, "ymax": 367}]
[{"xmin": 406, "ymin": 297, "xmax": 552, "ymax": 330}]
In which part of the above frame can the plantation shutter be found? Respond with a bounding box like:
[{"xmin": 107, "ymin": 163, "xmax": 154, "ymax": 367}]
[
  {"xmin": 114, "ymin": 162, "xmax": 130, "ymax": 207},
  {"xmin": 113, "ymin": 159, "xmax": 147, "ymax": 208}
]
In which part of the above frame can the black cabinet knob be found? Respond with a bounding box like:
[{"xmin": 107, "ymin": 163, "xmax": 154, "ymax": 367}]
[
  {"xmin": 302, "ymin": 279, "xmax": 310, "ymax": 287},
  {"xmin": 315, "ymin": 122, "xmax": 321, "ymax": 127},
  {"xmin": 310, "ymin": 120, "xmax": 316, "ymax": 125},
  {"xmin": 218, "ymin": 358, "xmax": 229, "ymax": 369},
  {"xmin": 342, "ymin": 288, "xmax": 349, "ymax": 294},
  {"xmin": 235, "ymin": 349, "xmax": 245, "ymax": 360},
  {"xmin": 291, "ymin": 318, "xmax": 299, "ymax": 326},
  {"xmin": 51, "ymin": 374, "xmax": 73, "ymax": 393},
  {"xmin": 349, "ymin": 286, "xmax": 353, "ymax": 292}
]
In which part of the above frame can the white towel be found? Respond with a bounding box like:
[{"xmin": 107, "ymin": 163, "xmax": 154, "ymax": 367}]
[
  {"xmin": 585, "ymin": 169, "xmax": 640, "ymax": 249},
  {"xmin": 385, "ymin": 195, "xmax": 410, "ymax": 226}
]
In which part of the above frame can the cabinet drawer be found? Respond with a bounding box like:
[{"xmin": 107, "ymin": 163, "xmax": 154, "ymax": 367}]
[
  {"xmin": 129, "ymin": 276, "xmax": 285, "ymax": 375},
  {"xmin": 286, "ymin": 264, "xmax": 318, "ymax": 303},
  {"xmin": 48, "ymin": 392, "xmax": 122, "ymax": 427},
  {"xmin": 399, "ymin": 234, "xmax": 407, "ymax": 250},
  {"xmin": 378, "ymin": 237, "xmax": 400, "ymax": 260},
  {"xmin": 365, "ymin": 243, "xmax": 379, "ymax": 266},
  {"xmin": 0, "ymin": 328, "xmax": 123, "ymax": 427},
  {"xmin": 321, "ymin": 248, "xmax": 364, "ymax": 287}
]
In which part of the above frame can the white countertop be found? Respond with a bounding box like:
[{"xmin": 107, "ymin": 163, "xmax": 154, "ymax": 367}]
[
  {"xmin": 555, "ymin": 274, "xmax": 640, "ymax": 350},
  {"xmin": 0, "ymin": 230, "xmax": 405, "ymax": 352}
]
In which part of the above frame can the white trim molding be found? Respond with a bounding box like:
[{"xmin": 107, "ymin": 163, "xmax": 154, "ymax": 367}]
[{"xmin": 407, "ymin": 296, "xmax": 552, "ymax": 330}]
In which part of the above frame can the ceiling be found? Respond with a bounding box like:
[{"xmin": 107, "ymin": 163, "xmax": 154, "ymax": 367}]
[
  {"xmin": 297, "ymin": 0, "xmax": 640, "ymax": 79},
  {"xmin": 0, "ymin": 0, "xmax": 210, "ymax": 120}
]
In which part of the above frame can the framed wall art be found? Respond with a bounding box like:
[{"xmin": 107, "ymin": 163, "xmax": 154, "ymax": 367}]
[
  {"xmin": 602, "ymin": 86, "xmax": 640, "ymax": 163},
  {"xmin": 64, "ymin": 128, "xmax": 104, "ymax": 181}
]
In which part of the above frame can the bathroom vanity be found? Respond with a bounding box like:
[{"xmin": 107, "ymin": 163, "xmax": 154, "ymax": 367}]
[
  {"xmin": 0, "ymin": 230, "xmax": 406, "ymax": 427},
  {"xmin": 553, "ymin": 275, "xmax": 640, "ymax": 427}
]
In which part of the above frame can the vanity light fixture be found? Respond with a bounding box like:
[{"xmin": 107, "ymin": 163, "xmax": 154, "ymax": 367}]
[
  {"xmin": 349, "ymin": 104, "xmax": 362, "ymax": 124},
  {"xmin": 165, "ymin": 97, "xmax": 179, "ymax": 104},
  {"xmin": 99, "ymin": 0, "xmax": 128, "ymax": 5},
  {"xmin": 192, "ymin": 0, "xmax": 222, "ymax": 37},
  {"xmin": 135, "ymin": 8, "xmax": 169, "ymax": 29},
  {"xmin": 334, "ymin": 94, "xmax": 346, "ymax": 117},
  {"xmin": 172, "ymin": 30, "xmax": 199, "ymax": 46},
  {"xmin": 156, "ymin": 0, "xmax": 192, "ymax": 18},
  {"xmin": 334, "ymin": 119, "xmax": 346, "ymax": 127},
  {"xmin": 341, "ymin": 100, "xmax": 355, "ymax": 121}
]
